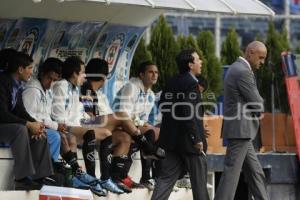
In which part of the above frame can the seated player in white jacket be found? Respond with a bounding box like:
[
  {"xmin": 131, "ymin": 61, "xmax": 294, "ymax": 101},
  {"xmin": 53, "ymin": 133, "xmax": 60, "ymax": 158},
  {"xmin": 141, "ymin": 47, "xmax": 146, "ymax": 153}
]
[
  {"xmin": 80, "ymin": 58, "xmax": 165, "ymax": 193},
  {"xmin": 23, "ymin": 58, "xmax": 105, "ymax": 196},
  {"xmin": 112, "ymin": 61, "xmax": 163, "ymax": 190},
  {"xmin": 47, "ymin": 57, "xmax": 111, "ymax": 196},
  {"xmin": 22, "ymin": 58, "xmax": 62, "ymax": 166}
]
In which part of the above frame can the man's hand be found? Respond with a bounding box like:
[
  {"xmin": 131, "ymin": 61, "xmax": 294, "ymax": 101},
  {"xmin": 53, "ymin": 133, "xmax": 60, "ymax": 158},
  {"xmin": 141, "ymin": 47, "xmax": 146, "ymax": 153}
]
[
  {"xmin": 81, "ymin": 95, "xmax": 93, "ymax": 102},
  {"xmin": 193, "ymin": 142, "xmax": 203, "ymax": 152},
  {"xmin": 31, "ymin": 132, "xmax": 46, "ymax": 140},
  {"xmin": 26, "ymin": 121, "xmax": 46, "ymax": 139},
  {"xmin": 137, "ymin": 123, "xmax": 152, "ymax": 133},
  {"xmin": 57, "ymin": 123, "xmax": 67, "ymax": 133},
  {"xmin": 193, "ymin": 142, "xmax": 205, "ymax": 156}
]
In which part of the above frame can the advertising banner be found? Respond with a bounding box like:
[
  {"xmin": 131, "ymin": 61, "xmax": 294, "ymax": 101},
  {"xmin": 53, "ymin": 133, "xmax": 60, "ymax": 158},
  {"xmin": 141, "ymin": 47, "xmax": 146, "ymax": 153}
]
[
  {"xmin": 0, "ymin": 19, "xmax": 15, "ymax": 49},
  {"xmin": 0, "ymin": 18, "xmax": 146, "ymax": 104},
  {"xmin": 46, "ymin": 21, "xmax": 105, "ymax": 63},
  {"xmin": 91, "ymin": 24, "xmax": 145, "ymax": 103},
  {"xmin": 3, "ymin": 18, "xmax": 56, "ymax": 74}
]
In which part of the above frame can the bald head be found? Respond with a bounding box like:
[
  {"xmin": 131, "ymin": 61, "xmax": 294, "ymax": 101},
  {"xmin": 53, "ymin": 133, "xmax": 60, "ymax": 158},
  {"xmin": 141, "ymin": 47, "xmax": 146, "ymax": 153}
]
[
  {"xmin": 245, "ymin": 41, "xmax": 267, "ymax": 70},
  {"xmin": 246, "ymin": 41, "xmax": 267, "ymax": 54}
]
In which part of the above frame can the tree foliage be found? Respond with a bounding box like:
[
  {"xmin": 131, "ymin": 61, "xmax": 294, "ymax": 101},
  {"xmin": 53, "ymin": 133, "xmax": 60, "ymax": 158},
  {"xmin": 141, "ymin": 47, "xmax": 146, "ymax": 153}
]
[
  {"xmin": 130, "ymin": 37, "xmax": 152, "ymax": 77},
  {"xmin": 148, "ymin": 15, "xmax": 179, "ymax": 91},
  {"xmin": 221, "ymin": 28, "xmax": 242, "ymax": 65},
  {"xmin": 197, "ymin": 31, "xmax": 222, "ymax": 98},
  {"xmin": 257, "ymin": 22, "xmax": 290, "ymax": 113}
]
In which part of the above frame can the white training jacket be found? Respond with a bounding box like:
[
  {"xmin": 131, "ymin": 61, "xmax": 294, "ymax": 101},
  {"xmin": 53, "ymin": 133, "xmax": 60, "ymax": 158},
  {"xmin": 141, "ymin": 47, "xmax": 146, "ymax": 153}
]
[
  {"xmin": 51, "ymin": 79, "xmax": 83, "ymax": 127},
  {"xmin": 96, "ymin": 90, "xmax": 113, "ymax": 116},
  {"xmin": 22, "ymin": 78, "xmax": 59, "ymax": 130},
  {"xmin": 112, "ymin": 77, "xmax": 155, "ymax": 126}
]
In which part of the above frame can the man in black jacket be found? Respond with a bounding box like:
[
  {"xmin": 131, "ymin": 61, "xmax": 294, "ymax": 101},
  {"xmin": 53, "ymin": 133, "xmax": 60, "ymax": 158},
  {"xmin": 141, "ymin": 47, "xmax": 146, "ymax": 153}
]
[
  {"xmin": 0, "ymin": 51, "xmax": 54, "ymax": 190},
  {"xmin": 151, "ymin": 49, "xmax": 209, "ymax": 200}
]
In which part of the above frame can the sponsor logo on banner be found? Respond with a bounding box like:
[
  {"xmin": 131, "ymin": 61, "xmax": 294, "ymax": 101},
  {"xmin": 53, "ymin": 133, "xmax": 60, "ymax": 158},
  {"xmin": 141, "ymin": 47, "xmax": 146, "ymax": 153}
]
[
  {"xmin": 49, "ymin": 29, "xmax": 86, "ymax": 60},
  {"xmin": 104, "ymin": 33, "xmax": 125, "ymax": 77},
  {"xmin": 50, "ymin": 47, "xmax": 87, "ymax": 60},
  {"xmin": 18, "ymin": 27, "xmax": 39, "ymax": 56}
]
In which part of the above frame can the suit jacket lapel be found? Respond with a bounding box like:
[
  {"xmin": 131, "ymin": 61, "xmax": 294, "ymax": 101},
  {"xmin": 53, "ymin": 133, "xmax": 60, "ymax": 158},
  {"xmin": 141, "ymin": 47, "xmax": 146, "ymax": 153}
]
[
  {"xmin": 236, "ymin": 58, "xmax": 257, "ymax": 85},
  {"xmin": 237, "ymin": 57, "xmax": 251, "ymax": 71}
]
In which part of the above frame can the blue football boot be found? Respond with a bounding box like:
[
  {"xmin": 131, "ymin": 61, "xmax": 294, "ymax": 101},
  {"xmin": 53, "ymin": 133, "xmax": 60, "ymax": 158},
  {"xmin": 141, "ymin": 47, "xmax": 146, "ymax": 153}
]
[
  {"xmin": 100, "ymin": 178, "xmax": 124, "ymax": 194},
  {"xmin": 90, "ymin": 182, "xmax": 107, "ymax": 197},
  {"xmin": 70, "ymin": 176, "xmax": 90, "ymax": 189},
  {"xmin": 74, "ymin": 169, "xmax": 98, "ymax": 185}
]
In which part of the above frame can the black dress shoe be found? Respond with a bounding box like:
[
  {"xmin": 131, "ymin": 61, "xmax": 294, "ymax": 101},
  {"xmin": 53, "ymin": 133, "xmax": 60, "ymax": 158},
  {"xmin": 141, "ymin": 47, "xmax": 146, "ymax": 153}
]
[
  {"xmin": 35, "ymin": 176, "xmax": 57, "ymax": 186},
  {"xmin": 15, "ymin": 178, "xmax": 42, "ymax": 190}
]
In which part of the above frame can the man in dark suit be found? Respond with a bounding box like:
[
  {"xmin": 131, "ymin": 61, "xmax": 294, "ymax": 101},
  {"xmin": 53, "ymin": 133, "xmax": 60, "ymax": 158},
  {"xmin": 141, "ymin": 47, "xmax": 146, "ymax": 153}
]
[
  {"xmin": 214, "ymin": 41, "xmax": 269, "ymax": 200},
  {"xmin": 151, "ymin": 49, "xmax": 209, "ymax": 200},
  {"xmin": 0, "ymin": 51, "xmax": 54, "ymax": 190}
]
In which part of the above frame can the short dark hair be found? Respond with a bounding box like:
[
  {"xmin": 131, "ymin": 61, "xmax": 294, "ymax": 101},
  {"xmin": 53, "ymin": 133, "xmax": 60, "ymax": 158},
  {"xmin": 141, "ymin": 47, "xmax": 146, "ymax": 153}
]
[
  {"xmin": 61, "ymin": 56, "xmax": 84, "ymax": 79},
  {"xmin": 38, "ymin": 57, "xmax": 63, "ymax": 79},
  {"xmin": 137, "ymin": 60, "xmax": 156, "ymax": 76},
  {"xmin": 176, "ymin": 49, "xmax": 196, "ymax": 74},
  {"xmin": 7, "ymin": 51, "xmax": 33, "ymax": 73},
  {"xmin": 85, "ymin": 58, "xmax": 108, "ymax": 81},
  {"xmin": 0, "ymin": 48, "xmax": 17, "ymax": 71}
]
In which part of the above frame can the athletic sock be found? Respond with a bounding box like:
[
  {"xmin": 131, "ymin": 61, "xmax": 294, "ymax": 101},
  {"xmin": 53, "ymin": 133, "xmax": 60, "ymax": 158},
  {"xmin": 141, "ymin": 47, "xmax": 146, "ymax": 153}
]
[
  {"xmin": 132, "ymin": 129, "xmax": 156, "ymax": 154},
  {"xmin": 82, "ymin": 130, "xmax": 96, "ymax": 177},
  {"xmin": 99, "ymin": 136, "xmax": 112, "ymax": 180},
  {"xmin": 62, "ymin": 151, "xmax": 80, "ymax": 174},
  {"xmin": 111, "ymin": 155, "xmax": 129, "ymax": 180}
]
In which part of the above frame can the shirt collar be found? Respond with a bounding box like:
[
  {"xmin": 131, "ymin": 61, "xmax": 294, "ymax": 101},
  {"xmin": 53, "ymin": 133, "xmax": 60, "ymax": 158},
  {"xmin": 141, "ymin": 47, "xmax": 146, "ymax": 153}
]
[
  {"xmin": 12, "ymin": 77, "xmax": 22, "ymax": 90},
  {"xmin": 67, "ymin": 79, "xmax": 78, "ymax": 91},
  {"xmin": 130, "ymin": 77, "xmax": 150, "ymax": 94},
  {"xmin": 239, "ymin": 56, "xmax": 253, "ymax": 72},
  {"xmin": 189, "ymin": 72, "xmax": 198, "ymax": 82}
]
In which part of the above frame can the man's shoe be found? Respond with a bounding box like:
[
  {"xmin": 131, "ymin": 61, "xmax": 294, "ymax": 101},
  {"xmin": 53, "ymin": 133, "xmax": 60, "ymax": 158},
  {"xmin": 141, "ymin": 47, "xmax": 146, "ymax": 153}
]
[
  {"xmin": 121, "ymin": 176, "xmax": 144, "ymax": 189},
  {"xmin": 90, "ymin": 182, "xmax": 107, "ymax": 197},
  {"xmin": 140, "ymin": 179, "xmax": 155, "ymax": 190},
  {"xmin": 74, "ymin": 169, "xmax": 98, "ymax": 185},
  {"xmin": 113, "ymin": 180, "xmax": 132, "ymax": 193},
  {"xmin": 70, "ymin": 176, "xmax": 90, "ymax": 189},
  {"xmin": 14, "ymin": 178, "xmax": 42, "ymax": 190},
  {"xmin": 100, "ymin": 178, "xmax": 124, "ymax": 194},
  {"xmin": 53, "ymin": 160, "xmax": 68, "ymax": 174},
  {"xmin": 71, "ymin": 175, "xmax": 106, "ymax": 198},
  {"xmin": 35, "ymin": 176, "xmax": 57, "ymax": 186},
  {"xmin": 49, "ymin": 173, "xmax": 65, "ymax": 187}
]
